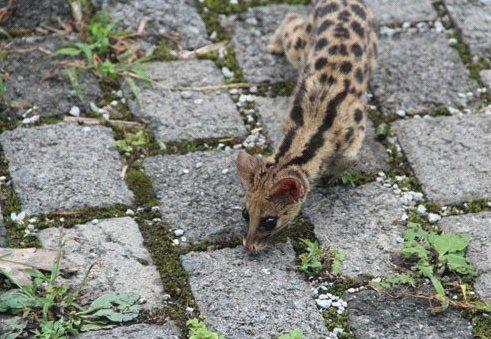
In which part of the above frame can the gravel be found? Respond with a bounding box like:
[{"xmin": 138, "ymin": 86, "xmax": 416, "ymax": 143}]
[
  {"xmin": 365, "ymin": 0, "xmax": 436, "ymax": 25},
  {"xmin": 75, "ymin": 323, "xmax": 181, "ymax": 339}
]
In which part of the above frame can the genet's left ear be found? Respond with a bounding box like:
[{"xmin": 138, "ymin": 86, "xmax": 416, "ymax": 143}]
[
  {"xmin": 270, "ymin": 176, "xmax": 305, "ymax": 202},
  {"xmin": 236, "ymin": 150, "xmax": 261, "ymax": 190}
]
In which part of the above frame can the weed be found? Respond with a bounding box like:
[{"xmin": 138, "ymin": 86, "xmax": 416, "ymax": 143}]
[
  {"xmin": 113, "ymin": 129, "xmax": 148, "ymax": 154},
  {"xmin": 375, "ymin": 122, "xmax": 391, "ymax": 140},
  {"xmin": 0, "ymin": 245, "xmax": 141, "ymax": 338},
  {"xmin": 322, "ymin": 308, "xmax": 355, "ymax": 339},
  {"xmin": 327, "ymin": 248, "xmax": 345, "ymax": 276},
  {"xmin": 277, "ymin": 329, "xmax": 305, "ymax": 339},
  {"xmin": 341, "ymin": 171, "xmax": 358, "ymax": 188},
  {"xmin": 297, "ymin": 239, "xmax": 323, "ymax": 275},
  {"xmin": 370, "ymin": 273, "xmax": 416, "ymax": 290},
  {"xmin": 187, "ymin": 318, "xmax": 225, "ymax": 339}
]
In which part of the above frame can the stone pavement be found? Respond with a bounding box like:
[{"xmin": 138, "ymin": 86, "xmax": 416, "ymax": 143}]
[{"xmin": 0, "ymin": 0, "xmax": 490, "ymax": 338}]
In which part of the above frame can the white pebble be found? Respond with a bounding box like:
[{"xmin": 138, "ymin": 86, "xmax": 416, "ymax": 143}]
[
  {"xmin": 428, "ymin": 213, "xmax": 441, "ymax": 223},
  {"xmin": 416, "ymin": 204, "xmax": 427, "ymax": 215},
  {"xmin": 172, "ymin": 239, "xmax": 180, "ymax": 245},
  {"xmin": 396, "ymin": 109, "xmax": 406, "ymax": 117},
  {"xmin": 222, "ymin": 168, "xmax": 230, "ymax": 174},
  {"xmin": 185, "ymin": 307, "xmax": 194, "ymax": 313},
  {"xmin": 125, "ymin": 209, "xmax": 135, "ymax": 216},
  {"xmin": 180, "ymin": 237, "xmax": 187, "ymax": 242},
  {"xmin": 92, "ymin": 219, "xmax": 99, "ymax": 225},
  {"xmin": 174, "ymin": 229, "xmax": 184, "ymax": 237},
  {"xmin": 222, "ymin": 66, "xmax": 234, "ymax": 78},
  {"xmin": 182, "ymin": 169, "xmax": 190, "ymax": 174},
  {"xmin": 69, "ymin": 106, "xmax": 80, "ymax": 117},
  {"xmin": 316, "ymin": 299, "xmax": 332, "ymax": 309},
  {"xmin": 195, "ymin": 162, "xmax": 203, "ymax": 169}
]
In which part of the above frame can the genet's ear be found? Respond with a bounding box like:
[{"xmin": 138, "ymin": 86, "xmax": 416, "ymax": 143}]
[
  {"xmin": 236, "ymin": 150, "xmax": 261, "ymax": 190},
  {"xmin": 270, "ymin": 176, "xmax": 305, "ymax": 202}
]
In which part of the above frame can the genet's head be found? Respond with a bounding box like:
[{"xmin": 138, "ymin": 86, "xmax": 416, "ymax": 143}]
[{"xmin": 236, "ymin": 151, "xmax": 309, "ymax": 253}]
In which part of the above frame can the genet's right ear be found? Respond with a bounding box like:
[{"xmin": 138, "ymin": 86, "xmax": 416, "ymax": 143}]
[{"xmin": 236, "ymin": 150, "xmax": 260, "ymax": 190}]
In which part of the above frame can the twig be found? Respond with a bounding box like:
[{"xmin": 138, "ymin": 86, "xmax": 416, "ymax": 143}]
[
  {"xmin": 153, "ymin": 82, "xmax": 253, "ymax": 92},
  {"xmin": 178, "ymin": 41, "xmax": 228, "ymax": 60},
  {"xmin": 63, "ymin": 116, "xmax": 143, "ymax": 130}
]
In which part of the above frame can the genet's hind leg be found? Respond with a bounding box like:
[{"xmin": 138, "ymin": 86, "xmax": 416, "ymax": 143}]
[{"xmin": 267, "ymin": 13, "xmax": 309, "ymax": 69}]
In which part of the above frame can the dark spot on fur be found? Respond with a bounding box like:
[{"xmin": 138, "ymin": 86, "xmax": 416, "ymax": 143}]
[
  {"xmin": 338, "ymin": 10, "xmax": 351, "ymax": 22},
  {"xmin": 306, "ymin": 23, "xmax": 312, "ymax": 33},
  {"xmin": 328, "ymin": 45, "xmax": 338, "ymax": 55},
  {"xmin": 339, "ymin": 44, "xmax": 348, "ymax": 55},
  {"xmin": 345, "ymin": 127, "xmax": 354, "ymax": 142},
  {"xmin": 354, "ymin": 109, "xmax": 363, "ymax": 122},
  {"xmin": 350, "ymin": 4, "xmax": 366, "ymax": 19},
  {"xmin": 315, "ymin": 38, "xmax": 329, "ymax": 51},
  {"xmin": 351, "ymin": 43, "xmax": 363, "ymax": 58},
  {"xmin": 320, "ymin": 73, "xmax": 328, "ymax": 83},
  {"xmin": 315, "ymin": 57, "xmax": 328, "ymax": 70},
  {"xmin": 340, "ymin": 61, "xmax": 352, "ymax": 74},
  {"xmin": 334, "ymin": 24, "xmax": 350, "ymax": 39},
  {"xmin": 295, "ymin": 38, "xmax": 307, "ymax": 50},
  {"xmin": 317, "ymin": 19, "xmax": 334, "ymax": 33},
  {"xmin": 355, "ymin": 68, "xmax": 364, "ymax": 83},
  {"xmin": 317, "ymin": 2, "xmax": 339, "ymax": 17},
  {"xmin": 351, "ymin": 21, "xmax": 365, "ymax": 38},
  {"xmin": 328, "ymin": 76, "xmax": 337, "ymax": 85}
]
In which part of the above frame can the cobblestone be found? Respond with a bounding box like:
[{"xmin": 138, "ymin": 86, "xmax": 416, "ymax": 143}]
[
  {"xmin": 444, "ymin": 0, "xmax": 491, "ymax": 58},
  {"xmin": 393, "ymin": 114, "xmax": 490, "ymax": 205},
  {"xmin": 220, "ymin": 5, "xmax": 308, "ymax": 83},
  {"xmin": 76, "ymin": 323, "xmax": 180, "ymax": 339},
  {"xmin": 181, "ymin": 242, "xmax": 330, "ymax": 339},
  {"xmin": 0, "ymin": 0, "xmax": 71, "ymax": 31},
  {"xmin": 347, "ymin": 288, "xmax": 474, "ymax": 339},
  {"xmin": 0, "ymin": 123, "xmax": 133, "ymax": 216},
  {"xmin": 39, "ymin": 217, "xmax": 165, "ymax": 309},
  {"xmin": 0, "ymin": 35, "xmax": 103, "ymax": 118},
  {"xmin": 303, "ymin": 182, "xmax": 406, "ymax": 278},
  {"xmin": 372, "ymin": 32, "xmax": 479, "ymax": 116},
  {"xmin": 366, "ymin": 0, "xmax": 436, "ymax": 25},
  {"xmin": 439, "ymin": 212, "xmax": 491, "ymax": 301},
  {"xmin": 126, "ymin": 60, "xmax": 246, "ymax": 143},
  {"xmin": 144, "ymin": 150, "xmax": 243, "ymax": 243},
  {"xmin": 93, "ymin": 0, "xmax": 207, "ymax": 49}
]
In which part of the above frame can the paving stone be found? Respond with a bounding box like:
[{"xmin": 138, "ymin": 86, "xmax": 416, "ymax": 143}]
[
  {"xmin": 126, "ymin": 60, "xmax": 246, "ymax": 143},
  {"xmin": 38, "ymin": 217, "xmax": 164, "ymax": 309},
  {"xmin": 76, "ymin": 323, "xmax": 181, "ymax": 339},
  {"xmin": 0, "ymin": 123, "xmax": 133, "ymax": 216},
  {"xmin": 254, "ymin": 96, "xmax": 388, "ymax": 174},
  {"xmin": 438, "ymin": 212, "xmax": 491, "ymax": 301},
  {"xmin": 481, "ymin": 69, "xmax": 491, "ymax": 88},
  {"xmin": 220, "ymin": 5, "xmax": 308, "ymax": 83},
  {"xmin": 346, "ymin": 288, "xmax": 474, "ymax": 339},
  {"xmin": 181, "ymin": 242, "xmax": 330, "ymax": 339},
  {"xmin": 445, "ymin": 0, "xmax": 491, "ymax": 59},
  {"xmin": 144, "ymin": 150, "xmax": 243, "ymax": 243},
  {"xmin": 372, "ymin": 32, "xmax": 479, "ymax": 116},
  {"xmin": 0, "ymin": 0, "xmax": 71, "ymax": 31},
  {"xmin": 393, "ymin": 114, "xmax": 491, "ymax": 205},
  {"xmin": 366, "ymin": 0, "xmax": 436, "ymax": 25},
  {"xmin": 93, "ymin": 0, "xmax": 207, "ymax": 49},
  {"xmin": 303, "ymin": 182, "xmax": 406, "ymax": 278},
  {"xmin": 0, "ymin": 35, "xmax": 103, "ymax": 118}
]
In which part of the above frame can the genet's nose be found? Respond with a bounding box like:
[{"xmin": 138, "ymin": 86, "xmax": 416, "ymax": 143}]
[{"xmin": 244, "ymin": 243, "xmax": 255, "ymax": 252}]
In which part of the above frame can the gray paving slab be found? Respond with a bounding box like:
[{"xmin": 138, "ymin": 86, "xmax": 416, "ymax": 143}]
[
  {"xmin": 445, "ymin": 0, "xmax": 491, "ymax": 58},
  {"xmin": 126, "ymin": 60, "xmax": 246, "ymax": 143},
  {"xmin": 0, "ymin": 35, "xmax": 103, "ymax": 118},
  {"xmin": 439, "ymin": 212, "xmax": 491, "ymax": 301},
  {"xmin": 144, "ymin": 150, "xmax": 243, "ymax": 243},
  {"xmin": 393, "ymin": 114, "xmax": 491, "ymax": 205},
  {"xmin": 0, "ymin": 0, "xmax": 71, "ymax": 31},
  {"xmin": 480, "ymin": 70, "xmax": 491, "ymax": 88},
  {"xmin": 303, "ymin": 182, "xmax": 406, "ymax": 278},
  {"xmin": 38, "ymin": 217, "xmax": 164, "ymax": 309},
  {"xmin": 366, "ymin": 0, "xmax": 437, "ymax": 25},
  {"xmin": 181, "ymin": 242, "xmax": 330, "ymax": 339},
  {"xmin": 0, "ymin": 123, "xmax": 133, "ymax": 216},
  {"xmin": 93, "ymin": 0, "xmax": 207, "ymax": 49},
  {"xmin": 76, "ymin": 323, "xmax": 180, "ymax": 339},
  {"xmin": 346, "ymin": 288, "xmax": 474, "ymax": 339},
  {"xmin": 372, "ymin": 32, "xmax": 479, "ymax": 116},
  {"xmin": 220, "ymin": 5, "xmax": 308, "ymax": 83},
  {"xmin": 254, "ymin": 96, "xmax": 388, "ymax": 175}
]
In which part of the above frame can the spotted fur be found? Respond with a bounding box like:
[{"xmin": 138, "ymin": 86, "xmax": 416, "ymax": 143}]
[{"xmin": 238, "ymin": 0, "xmax": 377, "ymax": 252}]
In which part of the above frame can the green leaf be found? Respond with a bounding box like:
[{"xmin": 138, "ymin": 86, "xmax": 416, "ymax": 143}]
[
  {"xmin": 375, "ymin": 123, "xmax": 391, "ymax": 139},
  {"xmin": 431, "ymin": 233, "xmax": 470, "ymax": 257},
  {"xmin": 187, "ymin": 319, "xmax": 225, "ymax": 339},
  {"xmin": 401, "ymin": 242, "xmax": 429, "ymax": 260},
  {"xmin": 474, "ymin": 301, "xmax": 491, "ymax": 313},
  {"xmin": 64, "ymin": 69, "xmax": 84, "ymax": 102},
  {"xmin": 441, "ymin": 253, "xmax": 475, "ymax": 276},
  {"xmin": 124, "ymin": 76, "xmax": 142, "ymax": 106},
  {"xmin": 75, "ymin": 42, "xmax": 94, "ymax": 66},
  {"xmin": 0, "ymin": 290, "xmax": 44, "ymax": 313},
  {"xmin": 90, "ymin": 306, "xmax": 139, "ymax": 322},
  {"xmin": 87, "ymin": 292, "xmax": 139, "ymax": 311},
  {"xmin": 278, "ymin": 329, "xmax": 305, "ymax": 339},
  {"xmin": 54, "ymin": 47, "xmax": 81, "ymax": 57}
]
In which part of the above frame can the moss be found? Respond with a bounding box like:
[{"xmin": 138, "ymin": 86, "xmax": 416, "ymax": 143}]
[
  {"xmin": 470, "ymin": 314, "xmax": 491, "ymax": 339},
  {"xmin": 126, "ymin": 167, "xmax": 158, "ymax": 207},
  {"xmin": 158, "ymin": 137, "xmax": 243, "ymax": 156},
  {"xmin": 214, "ymin": 47, "xmax": 245, "ymax": 84},
  {"xmin": 322, "ymin": 308, "xmax": 356, "ymax": 339},
  {"xmin": 153, "ymin": 42, "xmax": 178, "ymax": 62}
]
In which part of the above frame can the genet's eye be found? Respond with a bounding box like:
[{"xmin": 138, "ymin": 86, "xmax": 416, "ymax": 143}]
[
  {"xmin": 259, "ymin": 217, "xmax": 277, "ymax": 232},
  {"xmin": 242, "ymin": 208, "xmax": 249, "ymax": 221}
]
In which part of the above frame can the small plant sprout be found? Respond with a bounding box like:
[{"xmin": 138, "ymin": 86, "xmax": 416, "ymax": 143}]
[
  {"xmin": 113, "ymin": 130, "xmax": 149, "ymax": 155},
  {"xmin": 341, "ymin": 171, "xmax": 358, "ymax": 187},
  {"xmin": 297, "ymin": 239, "xmax": 323, "ymax": 275},
  {"xmin": 278, "ymin": 329, "xmax": 306, "ymax": 339},
  {"xmin": 187, "ymin": 318, "xmax": 225, "ymax": 339}
]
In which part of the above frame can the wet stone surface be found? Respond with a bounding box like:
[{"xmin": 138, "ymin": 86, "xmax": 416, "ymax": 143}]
[
  {"xmin": 220, "ymin": 5, "xmax": 308, "ymax": 83},
  {"xmin": 366, "ymin": 0, "xmax": 436, "ymax": 25},
  {"xmin": 39, "ymin": 217, "xmax": 165, "ymax": 309},
  {"xmin": 346, "ymin": 288, "xmax": 474, "ymax": 339},
  {"xmin": 0, "ymin": 123, "xmax": 133, "ymax": 216},
  {"xmin": 76, "ymin": 323, "xmax": 181, "ymax": 339},
  {"xmin": 144, "ymin": 150, "xmax": 243, "ymax": 243},
  {"xmin": 92, "ymin": 0, "xmax": 207, "ymax": 49},
  {"xmin": 303, "ymin": 182, "xmax": 406, "ymax": 278},
  {"xmin": 181, "ymin": 242, "xmax": 330, "ymax": 339},
  {"xmin": 439, "ymin": 212, "xmax": 491, "ymax": 302},
  {"xmin": 254, "ymin": 96, "xmax": 388, "ymax": 174},
  {"xmin": 0, "ymin": 0, "xmax": 71, "ymax": 31},
  {"xmin": 393, "ymin": 114, "xmax": 491, "ymax": 205},
  {"xmin": 126, "ymin": 60, "xmax": 246, "ymax": 143},
  {"xmin": 0, "ymin": 35, "xmax": 103, "ymax": 119},
  {"xmin": 444, "ymin": 0, "xmax": 491, "ymax": 59},
  {"xmin": 372, "ymin": 32, "xmax": 479, "ymax": 116}
]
